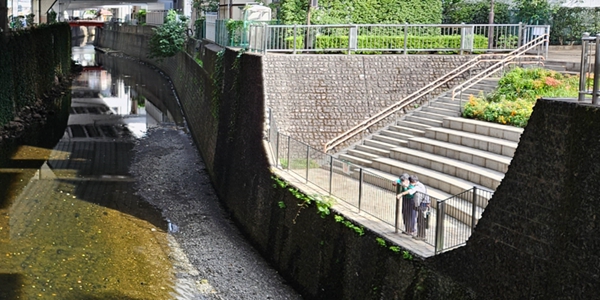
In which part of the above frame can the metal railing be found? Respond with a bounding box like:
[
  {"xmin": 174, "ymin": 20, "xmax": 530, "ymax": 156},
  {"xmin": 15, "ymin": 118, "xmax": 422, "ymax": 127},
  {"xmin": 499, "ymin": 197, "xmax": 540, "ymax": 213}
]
[
  {"xmin": 578, "ymin": 33, "xmax": 600, "ymax": 104},
  {"xmin": 245, "ymin": 23, "xmax": 550, "ymax": 55},
  {"xmin": 451, "ymin": 33, "xmax": 550, "ymax": 110},
  {"xmin": 321, "ymin": 30, "xmax": 548, "ymax": 154},
  {"xmin": 266, "ymin": 108, "xmax": 493, "ymax": 254}
]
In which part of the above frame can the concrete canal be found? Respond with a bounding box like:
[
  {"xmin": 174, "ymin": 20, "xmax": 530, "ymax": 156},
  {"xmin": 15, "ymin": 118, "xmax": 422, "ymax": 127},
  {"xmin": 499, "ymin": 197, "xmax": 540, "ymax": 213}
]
[{"xmin": 0, "ymin": 37, "xmax": 300, "ymax": 299}]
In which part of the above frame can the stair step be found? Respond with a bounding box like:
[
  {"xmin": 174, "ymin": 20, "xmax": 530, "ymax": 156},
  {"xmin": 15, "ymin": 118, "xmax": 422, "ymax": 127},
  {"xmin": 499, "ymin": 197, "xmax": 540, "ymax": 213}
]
[
  {"xmin": 407, "ymin": 137, "xmax": 512, "ymax": 173},
  {"xmin": 356, "ymin": 144, "xmax": 391, "ymax": 157},
  {"xmin": 372, "ymin": 135, "xmax": 408, "ymax": 147},
  {"xmin": 412, "ymin": 110, "xmax": 451, "ymax": 121},
  {"xmin": 425, "ymin": 127, "xmax": 518, "ymax": 157},
  {"xmin": 388, "ymin": 125, "xmax": 426, "ymax": 136},
  {"xmin": 395, "ymin": 120, "xmax": 431, "ymax": 131},
  {"xmin": 364, "ymin": 139, "xmax": 398, "ymax": 151},
  {"xmin": 380, "ymin": 129, "xmax": 414, "ymax": 140},
  {"xmin": 443, "ymin": 117, "xmax": 523, "ymax": 143},
  {"xmin": 338, "ymin": 153, "xmax": 372, "ymax": 167},
  {"xmin": 347, "ymin": 149, "xmax": 380, "ymax": 161},
  {"xmin": 404, "ymin": 115, "xmax": 444, "ymax": 127},
  {"xmin": 371, "ymin": 156, "xmax": 494, "ymax": 198},
  {"xmin": 428, "ymin": 101, "xmax": 461, "ymax": 112},
  {"xmin": 421, "ymin": 106, "xmax": 461, "ymax": 117},
  {"xmin": 389, "ymin": 146, "xmax": 504, "ymax": 190}
]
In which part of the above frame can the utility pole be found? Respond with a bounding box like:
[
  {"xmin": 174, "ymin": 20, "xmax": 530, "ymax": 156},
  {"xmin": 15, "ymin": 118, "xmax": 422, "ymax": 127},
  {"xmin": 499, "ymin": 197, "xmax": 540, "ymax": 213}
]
[{"xmin": 488, "ymin": 0, "xmax": 495, "ymax": 50}]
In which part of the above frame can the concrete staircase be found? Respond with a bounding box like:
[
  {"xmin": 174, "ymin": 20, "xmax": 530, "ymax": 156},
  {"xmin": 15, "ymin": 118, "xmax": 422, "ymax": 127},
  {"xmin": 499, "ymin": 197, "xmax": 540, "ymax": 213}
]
[{"xmin": 336, "ymin": 78, "xmax": 523, "ymax": 223}]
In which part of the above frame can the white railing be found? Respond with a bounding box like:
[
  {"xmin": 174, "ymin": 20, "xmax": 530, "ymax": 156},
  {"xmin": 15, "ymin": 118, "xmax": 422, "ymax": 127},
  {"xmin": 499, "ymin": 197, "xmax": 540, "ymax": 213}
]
[
  {"xmin": 146, "ymin": 10, "xmax": 168, "ymax": 26},
  {"xmin": 322, "ymin": 33, "xmax": 549, "ymax": 153},
  {"xmin": 246, "ymin": 23, "xmax": 550, "ymax": 55},
  {"xmin": 205, "ymin": 13, "xmax": 217, "ymax": 41}
]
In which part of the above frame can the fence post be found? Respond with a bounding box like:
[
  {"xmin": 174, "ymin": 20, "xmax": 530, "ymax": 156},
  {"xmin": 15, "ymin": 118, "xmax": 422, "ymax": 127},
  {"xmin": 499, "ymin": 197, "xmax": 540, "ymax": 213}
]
[
  {"xmin": 349, "ymin": 24, "xmax": 358, "ymax": 54},
  {"xmin": 394, "ymin": 194, "xmax": 400, "ymax": 233},
  {"xmin": 403, "ymin": 22, "xmax": 408, "ymax": 55},
  {"xmin": 287, "ymin": 136, "xmax": 291, "ymax": 170},
  {"xmin": 358, "ymin": 168, "xmax": 363, "ymax": 213},
  {"xmin": 594, "ymin": 34, "xmax": 600, "ymax": 105},
  {"xmin": 471, "ymin": 186, "xmax": 478, "ymax": 232},
  {"xmin": 435, "ymin": 200, "xmax": 445, "ymax": 254},
  {"xmin": 293, "ymin": 25, "xmax": 297, "ymax": 54},
  {"xmin": 460, "ymin": 23, "xmax": 465, "ymax": 55},
  {"xmin": 579, "ymin": 33, "xmax": 590, "ymax": 102},
  {"xmin": 517, "ymin": 22, "xmax": 523, "ymax": 48},
  {"xmin": 329, "ymin": 156, "xmax": 333, "ymax": 195},
  {"xmin": 305, "ymin": 144, "xmax": 310, "ymax": 182},
  {"xmin": 275, "ymin": 132, "xmax": 280, "ymax": 168}
]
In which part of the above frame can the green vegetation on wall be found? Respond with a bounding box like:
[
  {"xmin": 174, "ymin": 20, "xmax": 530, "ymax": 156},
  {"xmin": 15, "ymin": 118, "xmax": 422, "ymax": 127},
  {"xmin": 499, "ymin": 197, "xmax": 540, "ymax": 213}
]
[
  {"xmin": 148, "ymin": 10, "xmax": 189, "ymax": 61},
  {"xmin": 0, "ymin": 23, "xmax": 71, "ymax": 127},
  {"xmin": 279, "ymin": 0, "xmax": 442, "ymax": 25}
]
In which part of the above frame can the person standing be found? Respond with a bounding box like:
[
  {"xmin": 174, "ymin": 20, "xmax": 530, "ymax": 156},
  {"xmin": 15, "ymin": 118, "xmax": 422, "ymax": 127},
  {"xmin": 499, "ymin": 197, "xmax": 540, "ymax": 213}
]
[
  {"xmin": 398, "ymin": 175, "xmax": 430, "ymax": 241},
  {"xmin": 393, "ymin": 173, "xmax": 416, "ymax": 235}
]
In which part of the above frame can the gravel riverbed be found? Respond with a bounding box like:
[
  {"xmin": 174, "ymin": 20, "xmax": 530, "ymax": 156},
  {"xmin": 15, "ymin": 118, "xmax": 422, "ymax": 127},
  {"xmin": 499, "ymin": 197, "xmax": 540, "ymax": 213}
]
[{"xmin": 130, "ymin": 125, "xmax": 302, "ymax": 300}]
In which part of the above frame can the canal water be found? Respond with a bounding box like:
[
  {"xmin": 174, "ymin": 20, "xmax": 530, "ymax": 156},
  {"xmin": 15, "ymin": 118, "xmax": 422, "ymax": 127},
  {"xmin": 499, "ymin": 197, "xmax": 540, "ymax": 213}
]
[{"xmin": 0, "ymin": 36, "xmax": 193, "ymax": 299}]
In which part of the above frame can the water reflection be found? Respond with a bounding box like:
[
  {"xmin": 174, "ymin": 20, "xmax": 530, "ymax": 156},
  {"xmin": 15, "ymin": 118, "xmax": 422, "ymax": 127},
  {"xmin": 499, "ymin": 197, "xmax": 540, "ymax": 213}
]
[{"xmin": 0, "ymin": 36, "xmax": 191, "ymax": 299}]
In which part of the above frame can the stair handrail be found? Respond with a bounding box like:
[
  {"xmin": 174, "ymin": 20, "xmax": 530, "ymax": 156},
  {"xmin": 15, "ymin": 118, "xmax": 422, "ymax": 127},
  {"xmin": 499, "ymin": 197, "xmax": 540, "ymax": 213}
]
[
  {"xmin": 323, "ymin": 34, "xmax": 549, "ymax": 153},
  {"xmin": 450, "ymin": 33, "xmax": 549, "ymax": 101}
]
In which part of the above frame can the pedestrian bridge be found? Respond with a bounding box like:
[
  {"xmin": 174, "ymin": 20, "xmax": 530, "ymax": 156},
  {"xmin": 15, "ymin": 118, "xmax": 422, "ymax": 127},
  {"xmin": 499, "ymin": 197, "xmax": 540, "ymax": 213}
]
[{"xmin": 68, "ymin": 20, "xmax": 104, "ymax": 27}]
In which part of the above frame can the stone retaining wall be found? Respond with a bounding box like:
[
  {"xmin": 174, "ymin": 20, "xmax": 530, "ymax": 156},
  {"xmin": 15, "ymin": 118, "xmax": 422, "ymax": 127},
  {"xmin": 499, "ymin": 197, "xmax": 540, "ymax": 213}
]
[
  {"xmin": 263, "ymin": 55, "xmax": 476, "ymax": 150},
  {"xmin": 96, "ymin": 25, "xmax": 600, "ymax": 299}
]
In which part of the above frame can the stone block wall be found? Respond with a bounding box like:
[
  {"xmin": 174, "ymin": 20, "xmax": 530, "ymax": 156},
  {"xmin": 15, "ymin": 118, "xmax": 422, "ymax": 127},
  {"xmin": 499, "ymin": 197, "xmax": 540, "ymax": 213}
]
[
  {"xmin": 96, "ymin": 26, "xmax": 600, "ymax": 299},
  {"xmin": 427, "ymin": 99, "xmax": 600, "ymax": 299},
  {"xmin": 263, "ymin": 55, "xmax": 476, "ymax": 151}
]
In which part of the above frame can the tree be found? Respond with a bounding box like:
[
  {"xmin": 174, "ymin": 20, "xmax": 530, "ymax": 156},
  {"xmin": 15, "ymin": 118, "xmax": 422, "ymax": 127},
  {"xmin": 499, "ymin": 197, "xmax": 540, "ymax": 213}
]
[
  {"xmin": 514, "ymin": 0, "xmax": 554, "ymax": 24},
  {"xmin": 148, "ymin": 10, "xmax": 189, "ymax": 61}
]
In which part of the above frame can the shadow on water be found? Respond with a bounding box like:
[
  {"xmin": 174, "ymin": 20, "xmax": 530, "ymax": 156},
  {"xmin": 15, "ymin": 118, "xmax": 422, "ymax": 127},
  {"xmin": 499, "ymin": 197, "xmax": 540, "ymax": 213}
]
[
  {"xmin": 0, "ymin": 36, "xmax": 194, "ymax": 298},
  {"xmin": 0, "ymin": 93, "xmax": 71, "ymax": 209},
  {"xmin": 0, "ymin": 273, "xmax": 23, "ymax": 299}
]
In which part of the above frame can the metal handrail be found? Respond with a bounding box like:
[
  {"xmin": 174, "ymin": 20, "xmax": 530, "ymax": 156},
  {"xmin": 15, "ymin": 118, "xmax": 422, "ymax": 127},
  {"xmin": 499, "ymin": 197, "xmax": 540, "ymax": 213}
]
[
  {"xmin": 451, "ymin": 34, "xmax": 549, "ymax": 101},
  {"xmin": 322, "ymin": 33, "xmax": 549, "ymax": 153}
]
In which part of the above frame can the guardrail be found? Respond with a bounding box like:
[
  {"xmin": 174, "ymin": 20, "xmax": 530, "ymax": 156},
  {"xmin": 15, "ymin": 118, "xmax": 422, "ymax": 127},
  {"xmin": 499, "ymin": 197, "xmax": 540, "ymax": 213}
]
[
  {"xmin": 578, "ymin": 33, "xmax": 600, "ymax": 104},
  {"xmin": 265, "ymin": 108, "xmax": 494, "ymax": 255},
  {"xmin": 321, "ymin": 32, "xmax": 548, "ymax": 153},
  {"xmin": 245, "ymin": 23, "xmax": 549, "ymax": 55},
  {"xmin": 451, "ymin": 33, "xmax": 550, "ymax": 110}
]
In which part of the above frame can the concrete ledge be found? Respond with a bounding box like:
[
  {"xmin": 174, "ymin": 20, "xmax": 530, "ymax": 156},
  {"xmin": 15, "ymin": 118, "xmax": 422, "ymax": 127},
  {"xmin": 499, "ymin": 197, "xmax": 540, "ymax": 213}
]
[
  {"xmin": 407, "ymin": 137, "xmax": 512, "ymax": 173},
  {"xmin": 425, "ymin": 127, "xmax": 518, "ymax": 157},
  {"xmin": 443, "ymin": 117, "xmax": 523, "ymax": 143}
]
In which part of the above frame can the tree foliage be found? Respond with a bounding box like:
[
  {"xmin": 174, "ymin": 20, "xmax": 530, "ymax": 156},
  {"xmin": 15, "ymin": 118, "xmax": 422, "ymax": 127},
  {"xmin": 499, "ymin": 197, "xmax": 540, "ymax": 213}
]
[
  {"xmin": 148, "ymin": 10, "xmax": 189, "ymax": 61},
  {"xmin": 513, "ymin": 0, "xmax": 554, "ymax": 25},
  {"xmin": 442, "ymin": 0, "xmax": 512, "ymax": 24},
  {"xmin": 278, "ymin": 0, "xmax": 442, "ymax": 25}
]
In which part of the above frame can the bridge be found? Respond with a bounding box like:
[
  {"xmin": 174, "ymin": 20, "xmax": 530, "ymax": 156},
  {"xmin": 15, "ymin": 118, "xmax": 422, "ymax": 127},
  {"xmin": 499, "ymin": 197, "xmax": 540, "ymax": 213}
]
[{"xmin": 68, "ymin": 20, "xmax": 105, "ymax": 27}]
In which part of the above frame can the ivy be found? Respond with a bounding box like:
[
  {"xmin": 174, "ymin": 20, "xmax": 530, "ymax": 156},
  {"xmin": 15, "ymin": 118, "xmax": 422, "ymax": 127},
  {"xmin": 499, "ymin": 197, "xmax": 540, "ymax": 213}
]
[
  {"xmin": 375, "ymin": 238, "xmax": 413, "ymax": 259},
  {"xmin": 0, "ymin": 23, "xmax": 71, "ymax": 127},
  {"xmin": 334, "ymin": 215, "xmax": 364, "ymax": 236},
  {"xmin": 271, "ymin": 175, "xmax": 334, "ymax": 222},
  {"xmin": 210, "ymin": 50, "xmax": 225, "ymax": 120}
]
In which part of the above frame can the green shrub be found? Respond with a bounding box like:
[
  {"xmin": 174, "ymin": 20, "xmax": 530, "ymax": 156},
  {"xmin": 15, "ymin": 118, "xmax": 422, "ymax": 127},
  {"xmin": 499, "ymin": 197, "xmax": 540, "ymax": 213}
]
[
  {"xmin": 148, "ymin": 10, "xmax": 189, "ymax": 61},
  {"xmin": 462, "ymin": 67, "xmax": 579, "ymax": 127},
  {"xmin": 284, "ymin": 34, "xmax": 487, "ymax": 52},
  {"xmin": 279, "ymin": 0, "xmax": 442, "ymax": 25}
]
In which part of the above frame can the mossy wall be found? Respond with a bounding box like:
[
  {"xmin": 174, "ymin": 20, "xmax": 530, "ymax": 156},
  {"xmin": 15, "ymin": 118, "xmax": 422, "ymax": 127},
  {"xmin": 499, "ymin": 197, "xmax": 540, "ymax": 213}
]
[{"xmin": 0, "ymin": 24, "xmax": 72, "ymax": 127}]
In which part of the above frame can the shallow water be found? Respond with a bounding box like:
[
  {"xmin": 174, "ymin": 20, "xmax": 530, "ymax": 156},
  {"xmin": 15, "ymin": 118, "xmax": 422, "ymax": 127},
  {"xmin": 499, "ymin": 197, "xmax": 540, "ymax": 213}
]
[{"xmin": 0, "ymin": 36, "xmax": 192, "ymax": 299}]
